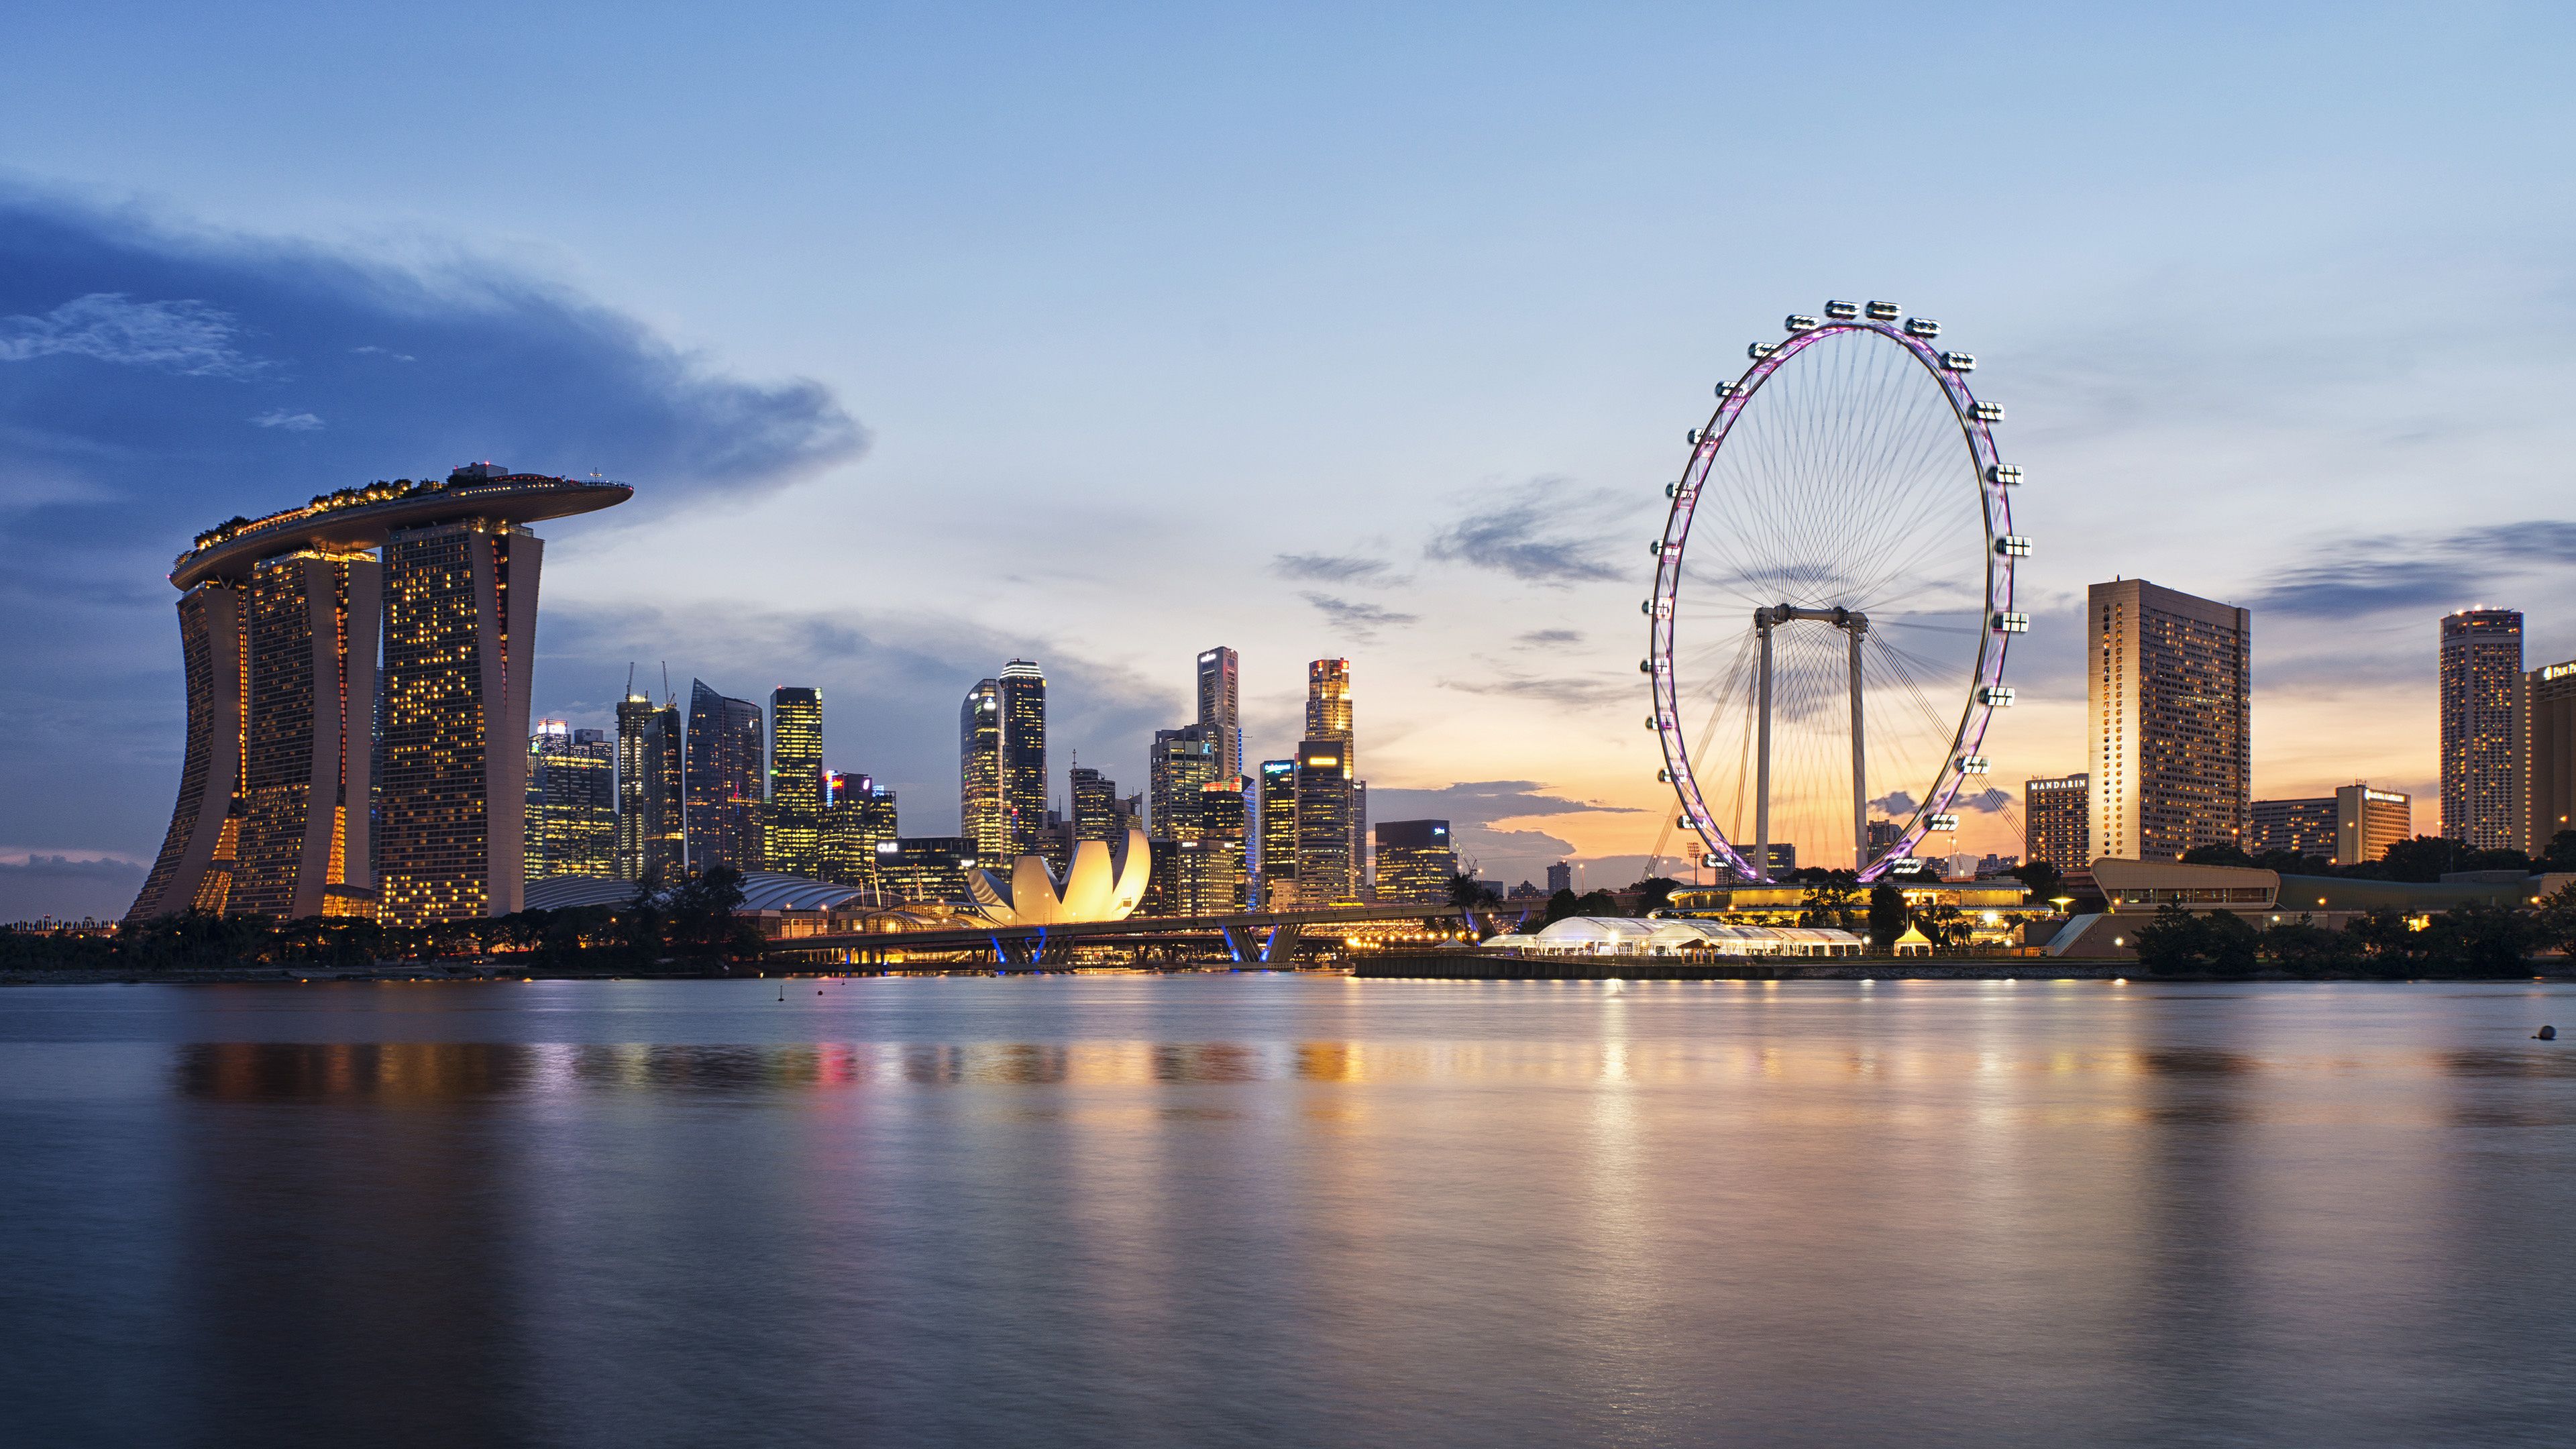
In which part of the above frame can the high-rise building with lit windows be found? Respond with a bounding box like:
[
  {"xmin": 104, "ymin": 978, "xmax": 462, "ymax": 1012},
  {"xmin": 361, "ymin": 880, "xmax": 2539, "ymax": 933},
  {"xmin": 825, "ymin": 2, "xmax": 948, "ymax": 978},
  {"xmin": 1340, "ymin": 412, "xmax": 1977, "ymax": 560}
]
[
  {"xmin": 526, "ymin": 723, "xmax": 615, "ymax": 879},
  {"xmin": 132, "ymin": 466, "xmax": 629, "ymax": 924},
  {"xmin": 131, "ymin": 582, "xmax": 251, "ymax": 919},
  {"xmin": 767, "ymin": 686, "xmax": 824, "ymax": 876},
  {"xmin": 615, "ymin": 691, "xmax": 682, "ymax": 881},
  {"xmin": 2528, "ymin": 657, "xmax": 2576, "ymax": 854},
  {"xmin": 1071, "ymin": 765, "xmax": 1121, "ymax": 843},
  {"xmin": 685, "ymin": 680, "xmax": 764, "ymax": 872},
  {"xmin": 960, "ymin": 678, "xmax": 1006, "ymax": 862},
  {"xmin": 2439, "ymin": 609, "xmax": 2523, "ymax": 851},
  {"xmin": 2024, "ymin": 773, "xmax": 2090, "ymax": 871},
  {"xmin": 1306, "ymin": 659, "xmax": 1352, "ymax": 742},
  {"xmin": 1150, "ymin": 725, "xmax": 1219, "ymax": 840},
  {"xmin": 1374, "ymin": 820, "xmax": 1455, "ymax": 905},
  {"xmin": 1294, "ymin": 738, "xmax": 1355, "ymax": 904},
  {"xmin": 1254, "ymin": 759, "xmax": 1296, "ymax": 905},
  {"xmin": 1175, "ymin": 779, "xmax": 1248, "ymax": 914},
  {"xmin": 998, "ymin": 660, "xmax": 1048, "ymax": 858},
  {"xmin": 2088, "ymin": 579, "xmax": 2250, "ymax": 862},
  {"xmin": 1196, "ymin": 647, "xmax": 1241, "ymax": 779},
  {"xmin": 223, "ymin": 549, "xmax": 382, "ymax": 921},
  {"xmin": 821, "ymin": 771, "xmax": 898, "ymax": 888}
]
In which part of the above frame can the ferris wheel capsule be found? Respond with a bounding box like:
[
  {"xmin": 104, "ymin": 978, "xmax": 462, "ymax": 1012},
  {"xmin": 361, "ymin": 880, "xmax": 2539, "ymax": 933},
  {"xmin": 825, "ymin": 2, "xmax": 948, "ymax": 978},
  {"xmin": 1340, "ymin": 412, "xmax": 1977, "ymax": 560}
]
[
  {"xmin": 1785, "ymin": 315, "xmax": 1819, "ymax": 332},
  {"xmin": 1903, "ymin": 317, "xmax": 1941, "ymax": 338},
  {"xmin": 1824, "ymin": 301, "xmax": 1859, "ymax": 319},
  {"xmin": 1973, "ymin": 401, "xmax": 2004, "ymax": 423},
  {"xmin": 1748, "ymin": 341, "xmax": 1776, "ymax": 360},
  {"xmin": 1941, "ymin": 352, "xmax": 1976, "ymax": 371},
  {"xmin": 1865, "ymin": 301, "xmax": 1901, "ymax": 321}
]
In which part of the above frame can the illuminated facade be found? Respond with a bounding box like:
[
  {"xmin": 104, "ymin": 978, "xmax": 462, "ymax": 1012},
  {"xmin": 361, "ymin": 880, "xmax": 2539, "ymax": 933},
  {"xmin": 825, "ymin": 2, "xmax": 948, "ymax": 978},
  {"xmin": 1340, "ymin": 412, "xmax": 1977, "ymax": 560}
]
[
  {"xmin": 2088, "ymin": 578, "xmax": 2251, "ymax": 862},
  {"xmin": 2439, "ymin": 609, "xmax": 2523, "ymax": 850},
  {"xmin": 2336, "ymin": 785, "xmax": 2410, "ymax": 866},
  {"xmin": 2530, "ymin": 658, "xmax": 2576, "ymax": 852},
  {"xmin": 2024, "ymin": 773, "xmax": 2090, "ymax": 871},
  {"xmin": 1174, "ymin": 780, "xmax": 1248, "ymax": 913},
  {"xmin": 2249, "ymin": 795, "xmax": 2335, "ymax": 859},
  {"xmin": 1374, "ymin": 819, "xmax": 1455, "ymax": 905},
  {"xmin": 878, "ymin": 836, "xmax": 977, "ymax": 902},
  {"xmin": 135, "ymin": 467, "xmax": 629, "ymax": 924},
  {"xmin": 525, "ymin": 723, "xmax": 614, "ymax": 879},
  {"xmin": 614, "ymin": 692, "xmax": 684, "ymax": 881},
  {"xmin": 767, "ymin": 686, "xmax": 824, "ymax": 877},
  {"xmin": 131, "ymin": 584, "xmax": 250, "ymax": 918},
  {"xmin": 1294, "ymin": 737, "xmax": 1355, "ymax": 904},
  {"xmin": 1071, "ymin": 765, "xmax": 1120, "ymax": 843},
  {"xmin": 378, "ymin": 517, "xmax": 542, "ymax": 922},
  {"xmin": 685, "ymin": 680, "xmax": 764, "ymax": 872},
  {"xmin": 1149, "ymin": 724, "xmax": 1219, "ymax": 840},
  {"xmin": 1197, "ymin": 646, "xmax": 1241, "ymax": 779},
  {"xmin": 821, "ymin": 771, "xmax": 898, "ymax": 888},
  {"xmin": 998, "ymin": 659, "xmax": 1048, "ymax": 859},
  {"xmin": 960, "ymin": 679, "xmax": 1006, "ymax": 861},
  {"xmin": 1305, "ymin": 658, "xmax": 1352, "ymax": 741},
  {"xmin": 1255, "ymin": 759, "xmax": 1295, "ymax": 904}
]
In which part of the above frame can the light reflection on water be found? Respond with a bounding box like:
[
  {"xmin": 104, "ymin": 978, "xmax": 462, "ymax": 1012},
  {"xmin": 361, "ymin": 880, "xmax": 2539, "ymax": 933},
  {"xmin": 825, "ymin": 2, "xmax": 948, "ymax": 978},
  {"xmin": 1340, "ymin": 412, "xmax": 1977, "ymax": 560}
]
[{"xmin": 6, "ymin": 976, "xmax": 2576, "ymax": 1447}]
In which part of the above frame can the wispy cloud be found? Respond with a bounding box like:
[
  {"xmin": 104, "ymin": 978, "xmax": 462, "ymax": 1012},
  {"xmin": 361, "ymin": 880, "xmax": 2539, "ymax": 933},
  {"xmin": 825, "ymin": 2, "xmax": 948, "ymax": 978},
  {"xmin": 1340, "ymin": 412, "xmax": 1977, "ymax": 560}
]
[
  {"xmin": 1301, "ymin": 592, "xmax": 1419, "ymax": 641},
  {"xmin": 1871, "ymin": 786, "xmax": 2013, "ymax": 817},
  {"xmin": 0, "ymin": 292, "xmax": 264, "ymax": 378},
  {"xmin": 1366, "ymin": 780, "xmax": 1642, "ymax": 826},
  {"xmin": 2249, "ymin": 521, "xmax": 2576, "ymax": 618},
  {"xmin": 0, "ymin": 853, "xmax": 146, "ymax": 922},
  {"xmin": 1516, "ymin": 629, "xmax": 1584, "ymax": 648},
  {"xmin": 249, "ymin": 409, "xmax": 323, "ymax": 431},
  {"xmin": 1424, "ymin": 479, "xmax": 1631, "ymax": 586},
  {"xmin": 1440, "ymin": 673, "xmax": 1630, "ymax": 707},
  {"xmin": 1271, "ymin": 553, "xmax": 1407, "ymax": 586}
]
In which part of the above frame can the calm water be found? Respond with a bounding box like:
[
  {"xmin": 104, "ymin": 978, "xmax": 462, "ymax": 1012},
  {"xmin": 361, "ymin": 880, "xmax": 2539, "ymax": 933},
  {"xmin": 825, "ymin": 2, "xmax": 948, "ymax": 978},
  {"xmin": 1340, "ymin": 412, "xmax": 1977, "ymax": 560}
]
[{"xmin": 5, "ymin": 975, "xmax": 2575, "ymax": 1447}]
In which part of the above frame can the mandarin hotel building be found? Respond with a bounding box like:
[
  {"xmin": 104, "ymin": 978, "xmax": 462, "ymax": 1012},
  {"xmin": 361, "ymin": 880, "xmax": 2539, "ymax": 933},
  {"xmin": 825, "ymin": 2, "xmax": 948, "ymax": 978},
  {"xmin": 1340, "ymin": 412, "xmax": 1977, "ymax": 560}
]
[{"xmin": 129, "ymin": 466, "xmax": 630, "ymax": 926}]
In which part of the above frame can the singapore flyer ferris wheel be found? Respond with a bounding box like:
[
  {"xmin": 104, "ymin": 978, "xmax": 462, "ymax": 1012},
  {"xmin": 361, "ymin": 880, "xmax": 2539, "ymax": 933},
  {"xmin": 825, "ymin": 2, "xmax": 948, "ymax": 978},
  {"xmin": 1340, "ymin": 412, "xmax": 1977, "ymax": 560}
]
[{"xmin": 1647, "ymin": 299, "xmax": 2025, "ymax": 883}]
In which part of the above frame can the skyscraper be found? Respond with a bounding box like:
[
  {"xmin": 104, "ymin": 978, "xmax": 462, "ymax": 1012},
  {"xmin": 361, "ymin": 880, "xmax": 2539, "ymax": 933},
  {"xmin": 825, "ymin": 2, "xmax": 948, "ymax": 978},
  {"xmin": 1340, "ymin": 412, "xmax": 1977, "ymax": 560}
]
[
  {"xmin": 2440, "ymin": 609, "xmax": 2524, "ymax": 850},
  {"xmin": 767, "ymin": 686, "xmax": 824, "ymax": 877},
  {"xmin": 1175, "ymin": 778, "xmax": 1249, "ymax": 914},
  {"xmin": 1546, "ymin": 861, "xmax": 1572, "ymax": 894},
  {"xmin": 2088, "ymin": 579, "xmax": 2251, "ymax": 862},
  {"xmin": 378, "ymin": 515, "xmax": 543, "ymax": 920},
  {"xmin": 133, "ymin": 466, "xmax": 629, "ymax": 924},
  {"xmin": 2528, "ymin": 657, "xmax": 2576, "ymax": 854},
  {"xmin": 999, "ymin": 660, "xmax": 1048, "ymax": 859},
  {"xmin": 1070, "ymin": 764, "xmax": 1120, "ymax": 843},
  {"xmin": 1149, "ymin": 725, "xmax": 1220, "ymax": 840},
  {"xmin": 1255, "ymin": 759, "xmax": 1296, "ymax": 905},
  {"xmin": 614, "ymin": 690, "xmax": 683, "ymax": 881},
  {"xmin": 821, "ymin": 771, "xmax": 898, "ymax": 888},
  {"xmin": 1294, "ymin": 737, "xmax": 1354, "ymax": 904},
  {"xmin": 526, "ymin": 723, "xmax": 615, "ymax": 879},
  {"xmin": 960, "ymin": 679, "xmax": 1006, "ymax": 863},
  {"xmin": 1197, "ymin": 647, "xmax": 1242, "ymax": 779},
  {"xmin": 1352, "ymin": 777, "xmax": 1369, "ymax": 899},
  {"xmin": 1306, "ymin": 658, "xmax": 1352, "ymax": 741},
  {"xmin": 685, "ymin": 680, "xmax": 764, "ymax": 872},
  {"xmin": 2024, "ymin": 773, "xmax": 2090, "ymax": 872},
  {"xmin": 225, "ymin": 549, "xmax": 381, "ymax": 921},
  {"xmin": 131, "ymin": 582, "xmax": 250, "ymax": 919},
  {"xmin": 1374, "ymin": 820, "xmax": 1456, "ymax": 904}
]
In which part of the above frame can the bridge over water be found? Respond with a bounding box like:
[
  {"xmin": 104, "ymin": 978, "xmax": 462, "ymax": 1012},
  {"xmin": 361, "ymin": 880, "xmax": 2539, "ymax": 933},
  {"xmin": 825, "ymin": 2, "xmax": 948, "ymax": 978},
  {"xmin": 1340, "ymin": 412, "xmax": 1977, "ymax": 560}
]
[{"xmin": 762, "ymin": 902, "xmax": 1537, "ymax": 967}]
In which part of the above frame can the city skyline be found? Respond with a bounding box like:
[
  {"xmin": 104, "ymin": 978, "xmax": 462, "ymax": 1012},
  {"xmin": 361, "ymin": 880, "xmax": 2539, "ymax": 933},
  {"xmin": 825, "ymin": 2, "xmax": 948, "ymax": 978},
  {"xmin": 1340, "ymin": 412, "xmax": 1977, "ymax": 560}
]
[{"xmin": 13, "ymin": 7, "xmax": 2576, "ymax": 919}]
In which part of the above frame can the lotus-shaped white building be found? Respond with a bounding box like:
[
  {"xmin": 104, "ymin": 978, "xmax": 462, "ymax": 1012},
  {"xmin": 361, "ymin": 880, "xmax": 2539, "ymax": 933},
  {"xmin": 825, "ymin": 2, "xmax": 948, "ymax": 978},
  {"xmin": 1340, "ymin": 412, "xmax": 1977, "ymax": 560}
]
[{"xmin": 966, "ymin": 827, "xmax": 1152, "ymax": 926}]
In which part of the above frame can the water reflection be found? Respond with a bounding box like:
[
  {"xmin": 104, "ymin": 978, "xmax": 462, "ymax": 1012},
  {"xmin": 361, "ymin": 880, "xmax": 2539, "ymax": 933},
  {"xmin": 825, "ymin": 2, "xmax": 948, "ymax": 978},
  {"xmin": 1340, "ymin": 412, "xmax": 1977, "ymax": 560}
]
[{"xmin": 11, "ymin": 981, "xmax": 2575, "ymax": 1446}]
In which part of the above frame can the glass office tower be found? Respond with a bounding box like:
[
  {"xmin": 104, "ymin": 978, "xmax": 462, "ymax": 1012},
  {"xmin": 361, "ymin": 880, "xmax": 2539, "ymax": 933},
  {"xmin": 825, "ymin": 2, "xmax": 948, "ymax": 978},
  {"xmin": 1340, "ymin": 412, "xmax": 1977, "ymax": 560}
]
[
  {"xmin": 767, "ymin": 686, "xmax": 824, "ymax": 876},
  {"xmin": 526, "ymin": 724, "xmax": 615, "ymax": 879},
  {"xmin": 960, "ymin": 679, "xmax": 1007, "ymax": 863},
  {"xmin": 998, "ymin": 659, "xmax": 1048, "ymax": 859},
  {"xmin": 685, "ymin": 679, "xmax": 764, "ymax": 872}
]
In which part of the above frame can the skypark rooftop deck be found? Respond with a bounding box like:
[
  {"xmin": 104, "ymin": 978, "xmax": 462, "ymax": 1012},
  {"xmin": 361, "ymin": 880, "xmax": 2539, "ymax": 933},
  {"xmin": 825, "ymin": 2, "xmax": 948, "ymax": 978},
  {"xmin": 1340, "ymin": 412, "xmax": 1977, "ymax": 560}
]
[{"xmin": 170, "ymin": 473, "xmax": 631, "ymax": 589}]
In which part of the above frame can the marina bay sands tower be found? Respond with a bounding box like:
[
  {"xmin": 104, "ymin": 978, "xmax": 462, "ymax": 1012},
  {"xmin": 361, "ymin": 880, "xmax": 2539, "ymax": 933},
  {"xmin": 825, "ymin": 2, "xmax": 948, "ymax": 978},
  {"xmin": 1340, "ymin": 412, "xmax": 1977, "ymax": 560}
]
[{"xmin": 128, "ymin": 465, "xmax": 631, "ymax": 926}]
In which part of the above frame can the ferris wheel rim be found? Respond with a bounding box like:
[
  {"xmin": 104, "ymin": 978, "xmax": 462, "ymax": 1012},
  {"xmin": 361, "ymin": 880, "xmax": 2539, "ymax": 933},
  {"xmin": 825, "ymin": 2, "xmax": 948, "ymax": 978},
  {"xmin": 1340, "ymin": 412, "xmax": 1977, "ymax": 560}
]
[{"xmin": 1646, "ymin": 315, "xmax": 2018, "ymax": 885}]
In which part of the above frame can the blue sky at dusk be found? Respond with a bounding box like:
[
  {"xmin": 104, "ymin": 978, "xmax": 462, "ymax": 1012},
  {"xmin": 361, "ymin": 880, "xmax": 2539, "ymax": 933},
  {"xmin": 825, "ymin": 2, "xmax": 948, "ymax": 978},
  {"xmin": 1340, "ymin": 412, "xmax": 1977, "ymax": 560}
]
[{"xmin": 5, "ymin": 0, "xmax": 2575, "ymax": 917}]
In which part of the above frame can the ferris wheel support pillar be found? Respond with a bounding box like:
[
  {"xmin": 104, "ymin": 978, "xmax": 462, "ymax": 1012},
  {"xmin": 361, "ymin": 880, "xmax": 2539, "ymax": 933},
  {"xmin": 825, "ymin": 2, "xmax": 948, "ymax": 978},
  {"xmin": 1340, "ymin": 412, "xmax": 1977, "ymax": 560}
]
[
  {"xmin": 1754, "ymin": 613, "xmax": 1774, "ymax": 883},
  {"xmin": 1850, "ymin": 621, "xmax": 1868, "ymax": 873}
]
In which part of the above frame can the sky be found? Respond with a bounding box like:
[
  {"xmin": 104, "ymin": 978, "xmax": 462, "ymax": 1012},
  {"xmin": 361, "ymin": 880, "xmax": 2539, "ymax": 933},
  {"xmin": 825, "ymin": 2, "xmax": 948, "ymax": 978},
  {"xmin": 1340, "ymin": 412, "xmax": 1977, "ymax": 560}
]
[{"xmin": 5, "ymin": 0, "xmax": 2575, "ymax": 919}]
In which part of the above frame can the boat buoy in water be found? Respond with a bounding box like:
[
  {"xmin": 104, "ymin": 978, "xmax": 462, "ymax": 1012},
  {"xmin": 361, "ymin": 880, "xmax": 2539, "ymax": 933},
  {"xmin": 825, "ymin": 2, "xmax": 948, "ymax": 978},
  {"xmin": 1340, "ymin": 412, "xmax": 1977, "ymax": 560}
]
[{"xmin": 2536, "ymin": 1025, "xmax": 2558, "ymax": 1040}]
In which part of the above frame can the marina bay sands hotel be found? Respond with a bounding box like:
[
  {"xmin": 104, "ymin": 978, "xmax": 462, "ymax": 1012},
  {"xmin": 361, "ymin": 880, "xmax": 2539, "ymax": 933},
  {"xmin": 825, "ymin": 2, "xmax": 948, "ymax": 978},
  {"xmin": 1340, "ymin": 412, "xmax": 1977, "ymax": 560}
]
[{"xmin": 125, "ymin": 464, "xmax": 631, "ymax": 926}]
